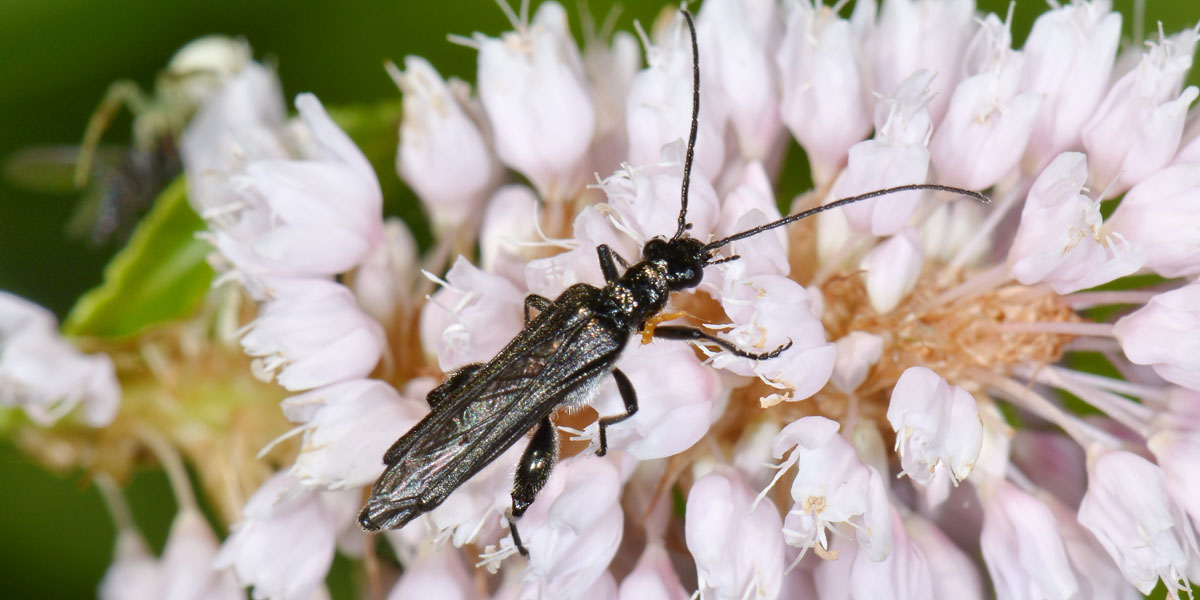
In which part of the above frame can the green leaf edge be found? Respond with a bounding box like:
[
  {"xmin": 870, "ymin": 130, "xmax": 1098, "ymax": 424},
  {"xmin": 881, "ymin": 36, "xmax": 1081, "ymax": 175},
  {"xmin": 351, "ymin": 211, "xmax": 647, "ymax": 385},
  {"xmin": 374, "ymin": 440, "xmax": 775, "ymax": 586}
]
[{"xmin": 62, "ymin": 177, "xmax": 214, "ymax": 339}]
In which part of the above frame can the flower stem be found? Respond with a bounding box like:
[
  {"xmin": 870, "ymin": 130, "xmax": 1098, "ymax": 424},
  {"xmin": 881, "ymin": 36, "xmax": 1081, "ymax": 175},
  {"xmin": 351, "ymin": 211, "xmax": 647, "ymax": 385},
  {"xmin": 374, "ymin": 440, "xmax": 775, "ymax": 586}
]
[
  {"xmin": 967, "ymin": 367, "xmax": 1120, "ymax": 449},
  {"xmin": 998, "ymin": 321, "xmax": 1115, "ymax": 337}
]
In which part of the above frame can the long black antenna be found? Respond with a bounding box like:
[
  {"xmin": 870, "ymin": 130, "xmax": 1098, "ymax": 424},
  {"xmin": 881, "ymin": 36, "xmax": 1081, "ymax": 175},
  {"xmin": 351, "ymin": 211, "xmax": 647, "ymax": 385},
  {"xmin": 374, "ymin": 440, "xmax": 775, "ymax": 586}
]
[
  {"xmin": 703, "ymin": 184, "xmax": 990, "ymax": 253},
  {"xmin": 671, "ymin": 9, "xmax": 701, "ymax": 242}
]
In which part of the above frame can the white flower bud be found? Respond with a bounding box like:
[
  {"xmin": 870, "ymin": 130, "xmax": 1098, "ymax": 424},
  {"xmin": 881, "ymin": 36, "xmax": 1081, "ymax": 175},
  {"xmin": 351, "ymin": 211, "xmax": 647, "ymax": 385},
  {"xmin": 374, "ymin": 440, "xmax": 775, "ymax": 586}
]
[
  {"xmin": 1081, "ymin": 28, "xmax": 1200, "ymax": 196},
  {"xmin": 215, "ymin": 474, "xmax": 360, "ymax": 600},
  {"xmin": 1107, "ymin": 163, "xmax": 1200, "ymax": 278},
  {"xmin": 771, "ymin": 416, "xmax": 894, "ymax": 561},
  {"xmin": 777, "ymin": 0, "xmax": 872, "ymax": 184},
  {"xmin": 1008, "ymin": 152, "xmax": 1145, "ymax": 294},
  {"xmin": 929, "ymin": 14, "xmax": 1042, "ymax": 189},
  {"xmin": 1077, "ymin": 450, "xmax": 1199, "ymax": 595},
  {"xmin": 1020, "ymin": 0, "xmax": 1122, "ymax": 172},
  {"xmin": 1113, "ymin": 283, "xmax": 1200, "ymax": 391},
  {"xmin": 979, "ymin": 480, "xmax": 1079, "ymax": 599},
  {"xmin": 887, "ymin": 366, "xmax": 982, "ymax": 487},
  {"xmin": 859, "ymin": 0, "xmax": 978, "ymax": 124},
  {"xmin": 386, "ymin": 547, "xmax": 479, "ymax": 600},
  {"xmin": 419, "ymin": 257, "xmax": 525, "ymax": 372},
  {"xmin": 617, "ymin": 542, "xmax": 688, "ymax": 600},
  {"xmin": 832, "ymin": 70, "xmax": 935, "ymax": 236},
  {"xmin": 861, "ymin": 229, "xmax": 924, "ymax": 314},
  {"xmin": 0, "ymin": 292, "xmax": 120, "ymax": 427},
  {"xmin": 831, "ymin": 331, "xmax": 883, "ymax": 393},
  {"xmin": 686, "ymin": 469, "xmax": 785, "ymax": 600},
  {"xmin": 477, "ymin": 2, "xmax": 596, "ymax": 200},
  {"xmin": 626, "ymin": 14, "xmax": 726, "ymax": 180},
  {"xmin": 240, "ymin": 280, "xmax": 385, "ymax": 391},
  {"xmin": 697, "ymin": 0, "xmax": 783, "ymax": 160},
  {"xmin": 395, "ymin": 56, "xmax": 498, "ymax": 231},
  {"xmin": 282, "ymin": 379, "xmax": 427, "ymax": 490}
]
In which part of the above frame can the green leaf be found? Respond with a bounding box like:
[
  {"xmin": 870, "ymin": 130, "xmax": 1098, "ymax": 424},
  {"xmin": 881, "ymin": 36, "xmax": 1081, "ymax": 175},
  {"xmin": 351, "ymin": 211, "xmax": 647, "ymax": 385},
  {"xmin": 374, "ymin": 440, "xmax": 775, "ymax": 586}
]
[{"xmin": 62, "ymin": 178, "xmax": 213, "ymax": 338}]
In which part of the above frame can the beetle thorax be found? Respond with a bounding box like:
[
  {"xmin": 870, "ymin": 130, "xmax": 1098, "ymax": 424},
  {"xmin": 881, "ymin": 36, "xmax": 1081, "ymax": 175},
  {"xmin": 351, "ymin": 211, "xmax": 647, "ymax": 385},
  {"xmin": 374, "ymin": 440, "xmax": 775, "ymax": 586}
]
[{"xmin": 601, "ymin": 261, "xmax": 671, "ymax": 328}]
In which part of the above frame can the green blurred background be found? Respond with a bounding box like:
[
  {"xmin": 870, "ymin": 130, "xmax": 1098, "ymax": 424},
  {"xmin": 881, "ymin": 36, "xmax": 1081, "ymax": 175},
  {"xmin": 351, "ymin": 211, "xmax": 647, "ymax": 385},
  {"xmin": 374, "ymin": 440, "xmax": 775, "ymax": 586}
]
[{"xmin": 1, "ymin": 0, "xmax": 1198, "ymax": 598}]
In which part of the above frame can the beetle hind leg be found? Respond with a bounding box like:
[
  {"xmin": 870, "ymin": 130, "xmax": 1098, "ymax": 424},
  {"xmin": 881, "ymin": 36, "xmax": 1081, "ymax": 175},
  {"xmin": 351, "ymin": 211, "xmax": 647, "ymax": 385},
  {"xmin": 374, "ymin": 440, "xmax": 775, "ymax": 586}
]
[{"xmin": 508, "ymin": 416, "xmax": 558, "ymax": 557}]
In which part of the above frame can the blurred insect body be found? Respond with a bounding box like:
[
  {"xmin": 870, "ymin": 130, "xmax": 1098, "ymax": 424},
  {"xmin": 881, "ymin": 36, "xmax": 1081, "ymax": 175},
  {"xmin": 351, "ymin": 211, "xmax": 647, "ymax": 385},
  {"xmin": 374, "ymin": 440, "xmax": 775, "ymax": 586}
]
[
  {"xmin": 359, "ymin": 10, "xmax": 987, "ymax": 556},
  {"xmin": 4, "ymin": 36, "xmax": 249, "ymax": 244}
]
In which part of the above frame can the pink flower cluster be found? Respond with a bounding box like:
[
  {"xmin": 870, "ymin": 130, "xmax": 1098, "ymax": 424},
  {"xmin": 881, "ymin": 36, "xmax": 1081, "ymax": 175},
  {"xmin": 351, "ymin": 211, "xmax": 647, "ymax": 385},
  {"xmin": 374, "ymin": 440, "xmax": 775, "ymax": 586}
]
[{"xmin": 87, "ymin": 0, "xmax": 1200, "ymax": 599}]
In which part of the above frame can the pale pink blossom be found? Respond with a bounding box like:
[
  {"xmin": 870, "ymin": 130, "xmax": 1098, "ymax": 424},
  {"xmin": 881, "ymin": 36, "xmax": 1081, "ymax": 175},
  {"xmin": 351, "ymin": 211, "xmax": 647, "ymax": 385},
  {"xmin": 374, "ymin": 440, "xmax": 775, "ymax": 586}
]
[
  {"xmin": 98, "ymin": 528, "xmax": 162, "ymax": 600},
  {"xmin": 626, "ymin": 14, "xmax": 727, "ymax": 180},
  {"xmin": 240, "ymin": 280, "xmax": 385, "ymax": 391},
  {"xmin": 979, "ymin": 480, "xmax": 1079, "ymax": 599},
  {"xmin": 233, "ymin": 94, "xmax": 384, "ymax": 279},
  {"xmin": 860, "ymin": 229, "xmax": 924, "ymax": 313},
  {"xmin": 617, "ymin": 542, "xmax": 688, "ymax": 600},
  {"xmin": 1081, "ymin": 27, "xmax": 1200, "ymax": 195},
  {"xmin": 1113, "ymin": 283, "xmax": 1200, "ymax": 391},
  {"xmin": 393, "ymin": 55, "xmax": 498, "ymax": 231},
  {"xmin": 0, "ymin": 292, "xmax": 120, "ymax": 426},
  {"xmin": 830, "ymin": 69, "xmax": 934, "ymax": 236},
  {"xmin": 904, "ymin": 514, "xmax": 984, "ymax": 600},
  {"xmin": 180, "ymin": 59, "xmax": 287, "ymax": 214},
  {"xmin": 831, "ymin": 331, "xmax": 883, "ymax": 394},
  {"xmin": 713, "ymin": 275, "xmax": 835, "ymax": 406},
  {"xmin": 811, "ymin": 509, "xmax": 932, "ymax": 600},
  {"xmin": 216, "ymin": 473, "xmax": 360, "ymax": 600},
  {"xmin": 1008, "ymin": 152, "xmax": 1146, "ymax": 294},
  {"xmin": 479, "ymin": 185, "xmax": 543, "ymax": 284},
  {"xmin": 768, "ymin": 416, "xmax": 893, "ymax": 560},
  {"xmin": 281, "ymin": 378, "xmax": 428, "ymax": 490},
  {"xmin": 686, "ymin": 469, "xmax": 785, "ymax": 600},
  {"xmin": 1077, "ymin": 450, "xmax": 1198, "ymax": 595},
  {"xmin": 854, "ymin": 0, "xmax": 977, "ymax": 124},
  {"xmin": 1106, "ymin": 163, "xmax": 1200, "ymax": 278},
  {"xmin": 1019, "ymin": 0, "xmax": 1122, "ymax": 171},
  {"xmin": 929, "ymin": 14, "xmax": 1041, "ymax": 189},
  {"xmin": 159, "ymin": 508, "xmax": 243, "ymax": 600},
  {"xmin": 586, "ymin": 341, "xmax": 719, "ymax": 459},
  {"xmin": 1149, "ymin": 388, "xmax": 1200, "ymax": 526},
  {"xmin": 386, "ymin": 547, "xmax": 479, "ymax": 600},
  {"xmin": 420, "ymin": 257, "xmax": 525, "ymax": 371},
  {"xmin": 887, "ymin": 366, "xmax": 982, "ymax": 486},
  {"xmin": 476, "ymin": 2, "xmax": 596, "ymax": 200},
  {"xmin": 777, "ymin": 0, "xmax": 872, "ymax": 184},
  {"xmin": 352, "ymin": 218, "xmax": 418, "ymax": 327},
  {"xmin": 506, "ymin": 456, "xmax": 624, "ymax": 600},
  {"xmin": 696, "ymin": 0, "xmax": 782, "ymax": 160},
  {"xmin": 597, "ymin": 152, "xmax": 720, "ymax": 246}
]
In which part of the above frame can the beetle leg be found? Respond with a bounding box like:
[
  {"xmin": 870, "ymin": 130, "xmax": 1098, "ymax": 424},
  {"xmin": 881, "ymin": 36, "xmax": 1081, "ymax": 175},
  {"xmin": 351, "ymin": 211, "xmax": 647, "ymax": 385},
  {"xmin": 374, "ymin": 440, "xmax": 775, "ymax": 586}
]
[
  {"xmin": 424, "ymin": 363, "xmax": 482, "ymax": 412},
  {"xmin": 523, "ymin": 294, "xmax": 551, "ymax": 324},
  {"xmin": 652, "ymin": 325, "xmax": 793, "ymax": 360},
  {"xmin": 596, "ymin": 368, "xmax": 638, "ymax": 457},
  {"xmin": 596, "ymin": 244, "xmax": 629, "ymax": 283},
  {"xmin": 509, "ymin": 416, "xmax": 558, "ymax": 557}
]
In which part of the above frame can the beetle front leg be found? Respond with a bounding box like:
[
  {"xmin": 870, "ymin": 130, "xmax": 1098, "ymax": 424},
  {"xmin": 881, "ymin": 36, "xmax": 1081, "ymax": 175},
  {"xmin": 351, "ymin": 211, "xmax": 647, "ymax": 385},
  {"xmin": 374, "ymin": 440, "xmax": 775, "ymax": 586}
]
[
  {"xmin": 509, "ymin": 416, "xmax": 558, "ymax": 557},
  {"xmin": 652, "ymin": 325, "xmax": 792, "ymax": 360},
  {"xmin": 596, "ymin": 368, "xmax": 638, "ymax": 457},
  {"xmin": 596, "ymin": 244, "xmax": 629, "ymax": 283},
  {"xmin": 524, "ymin": 294, "xmax": 551, "ymax": 324}
]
